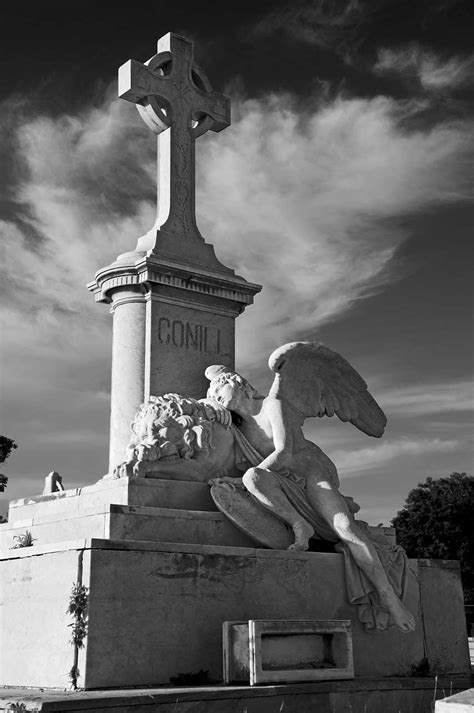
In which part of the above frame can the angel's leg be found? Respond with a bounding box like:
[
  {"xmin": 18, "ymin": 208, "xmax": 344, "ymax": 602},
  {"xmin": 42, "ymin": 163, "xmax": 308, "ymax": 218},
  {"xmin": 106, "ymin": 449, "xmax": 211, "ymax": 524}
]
[
  {"xmin": 242, "ymin": 467, "xmax": 314, "ymax": 550},
  {"xmin": 306, "ymin": 478, "xmax": 415, "ymax": 633}
]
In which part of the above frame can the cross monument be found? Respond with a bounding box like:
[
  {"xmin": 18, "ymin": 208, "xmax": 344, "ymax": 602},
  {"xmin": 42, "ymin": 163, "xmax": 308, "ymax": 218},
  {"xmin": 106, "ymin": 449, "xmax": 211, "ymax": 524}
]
[
  {"xmin": 88, "ymin": 33, "xmax": 261, "ymax": 473},
  {"xmin": 118, "ymin": 33, "xmax": 230, "ymax": 253}
]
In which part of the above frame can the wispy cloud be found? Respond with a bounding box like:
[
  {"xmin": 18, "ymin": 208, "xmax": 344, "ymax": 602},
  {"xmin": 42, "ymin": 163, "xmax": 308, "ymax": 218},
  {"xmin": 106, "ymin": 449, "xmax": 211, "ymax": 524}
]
[
  {"xmin": 1, "ymin": 80, "xmax": 473, "ymax": 496},
  {"xmin": 334, "ymin": 436, "xmax": 461, "ymax": 474},
  {"xmin": 197, "ymin": 94, "xmax": 473, "ymax": 364},
  {"xmin": 378, "ymin": 380, "xmax": 474, "ymax": 417},
  {"xmin": 252, "ymin": 0, "xmax": 386, "ymax": 60},
  {"xmin": 374, "ymin": 45, "xmax": 474, "ymax": 92}
]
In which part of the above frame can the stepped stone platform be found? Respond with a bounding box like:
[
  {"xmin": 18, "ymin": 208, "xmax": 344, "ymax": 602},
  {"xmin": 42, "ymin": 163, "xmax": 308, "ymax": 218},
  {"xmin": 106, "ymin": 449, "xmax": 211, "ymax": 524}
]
[
  {"xmin": 0, "ymin": 478, "xmax": 253, "ymax": 549},
  {"xmin": 2, "ymin": 677, "xmax": 474, "ymax": 713},
  {"xmin": 1, "ymin": 476, "xmax": 471, "ymax": 691},
  {"xmin": 0, "ymin": 476, "xmax": 396, "ymax": 550},
  {"xmin": 1, "ymin": 537, "xmax": 470, "ymax": 689},
  {"xmin": 1, "ymin": 503, "xmax": 256, "ymax": 548}
]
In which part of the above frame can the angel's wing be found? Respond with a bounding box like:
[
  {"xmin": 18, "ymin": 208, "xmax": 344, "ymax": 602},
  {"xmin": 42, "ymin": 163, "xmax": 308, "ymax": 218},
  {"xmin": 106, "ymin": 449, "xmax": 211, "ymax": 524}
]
[{"xmin": 268, "ymin": 342, "xmax": 387, "ymax": 438}]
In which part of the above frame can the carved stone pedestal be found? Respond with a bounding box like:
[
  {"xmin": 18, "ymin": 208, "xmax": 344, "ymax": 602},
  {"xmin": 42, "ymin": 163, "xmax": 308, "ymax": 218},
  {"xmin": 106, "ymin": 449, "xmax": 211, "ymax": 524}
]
[
  {"xmin": 88, "ymin": 250, "xmax": 261, "ymax": 473},
  {"xmin": 0, "ymin": 533, "xmax": 470, "ymax": 689}
]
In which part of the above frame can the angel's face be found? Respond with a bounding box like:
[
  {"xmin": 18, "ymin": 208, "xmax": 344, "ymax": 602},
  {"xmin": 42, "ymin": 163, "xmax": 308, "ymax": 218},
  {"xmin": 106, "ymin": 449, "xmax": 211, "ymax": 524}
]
[{"xmin": 211, "ymin": 377, "xmax": 260, "ymax": 416}]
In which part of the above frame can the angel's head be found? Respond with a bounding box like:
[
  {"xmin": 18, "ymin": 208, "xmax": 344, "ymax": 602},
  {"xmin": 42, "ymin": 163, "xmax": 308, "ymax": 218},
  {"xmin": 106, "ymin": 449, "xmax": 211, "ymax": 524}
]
[{"xmin": 205, "ymin": 365, "xmax": 264, "ymax": 416}]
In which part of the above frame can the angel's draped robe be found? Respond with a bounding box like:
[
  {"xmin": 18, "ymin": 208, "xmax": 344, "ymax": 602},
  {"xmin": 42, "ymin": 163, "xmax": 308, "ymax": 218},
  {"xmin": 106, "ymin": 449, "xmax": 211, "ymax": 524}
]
[{"xmin": 231, "ymin": 423, "xmax": 409, "ymax": 632}]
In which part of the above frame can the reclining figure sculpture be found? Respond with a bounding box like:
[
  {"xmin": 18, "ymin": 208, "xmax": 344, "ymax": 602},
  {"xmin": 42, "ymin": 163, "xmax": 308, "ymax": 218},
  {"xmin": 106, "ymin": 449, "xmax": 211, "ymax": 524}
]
[{"xmin": 115, "ymin": 341, "xmax": 415, "ymax": 634}]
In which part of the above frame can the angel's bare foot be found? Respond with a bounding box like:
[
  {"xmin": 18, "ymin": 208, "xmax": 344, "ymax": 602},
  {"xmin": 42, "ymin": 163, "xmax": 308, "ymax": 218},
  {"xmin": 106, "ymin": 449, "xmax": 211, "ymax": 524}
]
[
  {"xmin": 384, "ymin": 593, "xmax": 416, "ymax": 633},
  {"xmin": 288, "ymin": 521, "xmax": 314, "ymax": 551}
]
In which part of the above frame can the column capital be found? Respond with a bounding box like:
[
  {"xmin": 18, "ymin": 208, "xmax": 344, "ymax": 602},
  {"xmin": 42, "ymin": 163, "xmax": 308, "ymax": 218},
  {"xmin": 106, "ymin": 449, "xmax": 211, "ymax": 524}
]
[{"xmin": 88, "ymin": 252, "xmax": 261, "ymax": 316}]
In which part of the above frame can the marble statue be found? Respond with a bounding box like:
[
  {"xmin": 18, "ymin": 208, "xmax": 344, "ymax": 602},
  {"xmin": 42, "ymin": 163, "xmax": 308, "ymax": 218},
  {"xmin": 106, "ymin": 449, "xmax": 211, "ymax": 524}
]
[
  {"xmin": 116, "ymin": 341, "xmax": 415, "ymax": 634},
  {"xmin": 205, "ymin": 342, "xmax": 416, "ymax": 634},
  {"xmin": 113, "ymin": 393, "xmax": 238, "ymax": 482}
]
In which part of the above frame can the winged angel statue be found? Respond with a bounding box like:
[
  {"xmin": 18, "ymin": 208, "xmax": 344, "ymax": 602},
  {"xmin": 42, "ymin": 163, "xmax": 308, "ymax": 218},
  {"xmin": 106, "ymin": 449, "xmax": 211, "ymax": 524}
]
[
  {"xmin": 205, "ymin": 342, "xmax": 415, "ymax": 634},
  {"xmin": 116, "ymin": 341, "xmax": 415, "ymax": 634}
]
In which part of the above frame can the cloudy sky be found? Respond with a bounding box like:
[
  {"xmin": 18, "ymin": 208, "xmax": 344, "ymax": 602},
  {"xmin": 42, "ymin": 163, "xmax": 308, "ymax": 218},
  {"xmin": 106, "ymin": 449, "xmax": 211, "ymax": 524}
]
[{"xmin": 1, "ymin": 0, "xmax": 473, "ymax": 523}]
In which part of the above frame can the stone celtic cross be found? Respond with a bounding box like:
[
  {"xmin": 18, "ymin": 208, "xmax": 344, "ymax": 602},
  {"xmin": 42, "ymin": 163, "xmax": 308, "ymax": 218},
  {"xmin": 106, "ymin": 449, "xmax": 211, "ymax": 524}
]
[{"xmin": 118, "ymin": 33, "xmax": 230, "ymax": 245}]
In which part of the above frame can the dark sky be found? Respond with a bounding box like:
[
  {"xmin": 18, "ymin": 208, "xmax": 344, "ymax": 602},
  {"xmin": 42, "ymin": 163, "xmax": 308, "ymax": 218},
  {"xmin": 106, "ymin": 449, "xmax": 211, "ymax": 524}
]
[
  {"xmin": 1, "ymin": 0, "xmax": 473, "ymax": 522},
  {"xmin": 2, "ymin": 1, "xmax": 473, "ymax": 106}
]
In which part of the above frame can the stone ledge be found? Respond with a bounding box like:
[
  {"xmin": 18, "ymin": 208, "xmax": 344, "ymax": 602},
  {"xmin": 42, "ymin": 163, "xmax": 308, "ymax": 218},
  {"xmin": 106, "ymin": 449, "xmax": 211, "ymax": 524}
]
[
  {"xmin": 88, "ymin": 253, "xmax": 262, "ymax": 309},
  {"xmin": 1, "ymin": 536, "xmax": 464, "ymax": 568},
  {"xmin": 1, "ymin": 678, "xmax": 473, "ymax": 712},
  {"xmin": 0, "ymin": 537, "xmax": 334, "ymax": 561},
  {"xmin": 1, "ymin": 502, "xmax": 256, "ymax": 550},
  {"xmin": 8, "ymin": 477, "xmax": 217, "ymax": 519},
  {"xmin": 436, "ymin": 687, "xmax": 474, "ymax": 712},
  {"xmin": 1, "ymin": 540, "xmax": 470, "ymax": 688}
]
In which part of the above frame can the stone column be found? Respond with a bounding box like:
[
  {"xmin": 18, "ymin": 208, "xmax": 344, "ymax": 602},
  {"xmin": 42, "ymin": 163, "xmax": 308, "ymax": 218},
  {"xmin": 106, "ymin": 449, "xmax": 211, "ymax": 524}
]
[
  {"xmin": 88, "ymin": 251, "xmax": 261, "ymax": 475},
  {"xmin": 108, "ymin": 287, "xmax": 146, "ymax": 472}
]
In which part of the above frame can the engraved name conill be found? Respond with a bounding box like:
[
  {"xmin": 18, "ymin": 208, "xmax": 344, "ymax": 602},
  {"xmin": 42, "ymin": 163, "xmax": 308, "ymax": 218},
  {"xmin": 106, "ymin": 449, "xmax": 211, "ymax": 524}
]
[{"xmin": 158, "ymin": 318, "xmax": 222, "ymax": 354}]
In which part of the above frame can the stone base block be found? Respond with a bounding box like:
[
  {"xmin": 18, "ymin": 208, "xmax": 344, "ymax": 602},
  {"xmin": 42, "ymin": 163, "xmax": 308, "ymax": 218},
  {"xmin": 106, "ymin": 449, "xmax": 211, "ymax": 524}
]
[
  {"xmin": 436, "ymin": 687, "xmax": 474, "ymax": 712},
  {"xmin": 1, "ymin": 476, "xmax": 395, "ymax": 551},
  {"xmin": 7, "ymin": 476, "xmax": 217, "ymax": 524},
  {"xmin": 0, "ymin": 504, "xmax": 254, "ymax": 550},
  {"xmin": 0, "ymin": 538, "xmax": 470, "ymax": 690},
  {"xmin": 223, "ymin": 619, "xmax": 354, "ymax": 685},
  {"xmin": 1, "ymin": 678, "xmax": 473, "ymax": 713}
]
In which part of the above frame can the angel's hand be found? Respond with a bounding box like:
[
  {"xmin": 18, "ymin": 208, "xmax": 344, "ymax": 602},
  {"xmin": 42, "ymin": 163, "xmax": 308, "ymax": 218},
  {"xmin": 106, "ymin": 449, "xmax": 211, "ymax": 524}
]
[{"xmin": 199, "ymin": 398, "xmax": 232, "ymax": 428}]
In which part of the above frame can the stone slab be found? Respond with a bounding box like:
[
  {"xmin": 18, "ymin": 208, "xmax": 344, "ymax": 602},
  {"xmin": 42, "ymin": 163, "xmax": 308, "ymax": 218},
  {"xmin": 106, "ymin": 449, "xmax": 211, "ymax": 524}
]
[
  {"xmin": 223, "ymin": 619, "xmax": 353, "ymax": 685},
  {"xmin": 1, "ymin": 538, "xmax": 470, "ymax": 689},
  {"xmin": 419, "ymin": 559, "xmax": 471, "ymax": 675},
  {"xmin": 147, "ymin": 300, "xmax": 236, "ymax": 400},
  {"xmin": 436, "ymin": 688, "xmax": 474, "ymax": 712},
  {"xmin": 0, "ymin": 505, "xmax": 255, "ymax": 550},
  {"xmin": 7, "ymin": 477, "xmax": 217, "ymax": 523},
  {"xmin": 0, "ymin": 547, "xmax": 89, "ymax": 689},
  {"xmin": 2, "ymin": 478, "xmax": 395, "ymax": 553},
  {"xmin": 4, "ymin": 477, "xmax": 396, "ymax": 553},
  {"xmin": 107, "ymin": 505, "xmax": 254, "ymax": 547},
  {"xmin": 1, "ymin": 678, "xmax": 473, "ymax": 713}
]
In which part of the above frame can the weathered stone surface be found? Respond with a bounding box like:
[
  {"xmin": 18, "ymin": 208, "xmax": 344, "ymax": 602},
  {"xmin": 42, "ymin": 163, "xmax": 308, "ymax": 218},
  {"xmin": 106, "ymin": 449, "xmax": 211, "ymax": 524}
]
[
  {"xmin": 2, "ymin": 478, "xmax": 394, "ymax": 554},
  {"xmin": 436, "ymin": 688, "xmax": 474, "ymax": 712},
  {"xmin": 1, "ymin": 504, "xmax": 254, "ymax": 550},
  {"xmin": 0, "ymin": 539, "xmax": 470, "ymax": 689},
  {"xmin": 118, "ymin": 33, "xmax": 230, "ymax": 258},
  {"xmin": 6, "ymin": 477, "xmax": 217, "ymax": 528},
  {"xmin": 223, "ymin": 619, "xmax": 354, "ymax": 685},
  {"xmin": 0, "ymin": 546, "xmax": 89, "ymax": 689},
  {"xmin": 2, "ymin": 678, "xmax": 473, "ymax": 713},
  {"xmin": 89, "ymin": 260, "xmax": 260, "ymax": 472},
  {"xmin": 419, "ymin": 559, "xmax": 471, "ymax": 675}
]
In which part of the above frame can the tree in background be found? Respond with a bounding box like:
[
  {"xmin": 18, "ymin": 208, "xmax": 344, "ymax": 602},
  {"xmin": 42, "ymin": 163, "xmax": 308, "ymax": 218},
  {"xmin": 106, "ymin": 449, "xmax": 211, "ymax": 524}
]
[
  {"xmin": 0, "ymin": 435, "xmax": 17, "ymax": 492},
  {"xmin": 392, "ymin": 473, "xmax": 474, "ymax": 603}
]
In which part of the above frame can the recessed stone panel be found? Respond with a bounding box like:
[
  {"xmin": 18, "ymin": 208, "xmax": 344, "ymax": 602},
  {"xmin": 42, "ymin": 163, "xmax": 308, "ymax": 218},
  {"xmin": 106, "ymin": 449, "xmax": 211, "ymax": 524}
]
[
  {"xmin": 147, "ymin": 298, "xmax": 235, "ymax": 399},
  {"xmin": 223, "ymin": 620, "xmax": 354, "ymax": 685}
]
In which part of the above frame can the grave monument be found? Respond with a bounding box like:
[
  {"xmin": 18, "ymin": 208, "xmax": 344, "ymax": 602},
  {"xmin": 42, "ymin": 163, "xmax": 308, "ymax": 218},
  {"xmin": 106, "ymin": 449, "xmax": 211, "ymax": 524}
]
[{"xmin": 1, "ymin": 32, "xmax": 471, "ymax": 713}]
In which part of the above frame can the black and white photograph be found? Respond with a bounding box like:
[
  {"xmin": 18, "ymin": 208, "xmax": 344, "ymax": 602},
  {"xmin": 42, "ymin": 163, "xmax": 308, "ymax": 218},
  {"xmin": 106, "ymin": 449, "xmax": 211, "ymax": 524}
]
[{"xmin": 1, "ymin": 2, "xmax": 473, "ymax": 710}]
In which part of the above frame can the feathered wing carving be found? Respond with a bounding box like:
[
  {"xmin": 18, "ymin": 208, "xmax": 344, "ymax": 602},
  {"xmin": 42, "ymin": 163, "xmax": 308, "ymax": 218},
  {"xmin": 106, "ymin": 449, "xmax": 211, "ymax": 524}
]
[{"xmin": 268, "ymin": 342, "xmax": 387, "ymax": 438}]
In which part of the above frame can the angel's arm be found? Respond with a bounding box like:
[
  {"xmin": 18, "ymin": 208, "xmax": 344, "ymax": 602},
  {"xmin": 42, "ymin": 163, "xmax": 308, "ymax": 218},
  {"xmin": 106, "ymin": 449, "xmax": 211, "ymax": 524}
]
[
  {"xmin": 257, "ymin": 397, "xmax": 295, "ymax": 472},
  {"xmin": 198, "ymin": 398, "xmax": 232, "ymax": 428}
]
